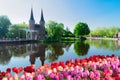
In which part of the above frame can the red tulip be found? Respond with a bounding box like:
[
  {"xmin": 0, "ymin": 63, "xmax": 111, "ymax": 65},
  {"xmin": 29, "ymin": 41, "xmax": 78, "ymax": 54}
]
[
  {"xmin": 12, "ymin": 67, "xmax": 17, "ymax": 72},
  {"xmin": 65, "ymin": 60, "xmax": 70, "ymax": 65},
  {"xmin": 1, "ymin": 72, "xmax": 5, "ymax": 76},
  {"xmin": 112, "ymin": 54, "xmax": 115, "ymax": 57},
  {"xmin": 12, "ymin": 67, "xmax": 23, "ymax": 74},
  {"xmin": 59, "ymin": 61, "xmax": 66, "ymax": 68},
  {"xmin": 51, "ymin": 62, "xmax": 59, "ymax": 69},
  {"xmin": 24, "ymin": 66, "xmax": 35, "ymax": 73},
  {"xmin": 6, "ymin": 68, "xmax": 11, "ymax": 73},
  {"xmin": 75, "ymin": 58, "xmax": 79, "ymax": 65}
]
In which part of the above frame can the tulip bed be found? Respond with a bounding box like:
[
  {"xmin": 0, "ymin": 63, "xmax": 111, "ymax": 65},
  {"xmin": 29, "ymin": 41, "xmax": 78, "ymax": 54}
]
[{"xmin": 0, "ymin": 54, "xmax": 120, "ymax": 80}]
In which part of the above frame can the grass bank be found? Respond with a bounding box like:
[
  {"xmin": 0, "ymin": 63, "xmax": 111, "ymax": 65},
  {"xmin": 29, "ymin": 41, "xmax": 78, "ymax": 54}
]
[
  {"xmin": 39, "ymin": 37, "xmax": 87, "ymax": 43},
  {"xmin": 87, "ymin": 37, "xmax": 119, "ymax": 41}
]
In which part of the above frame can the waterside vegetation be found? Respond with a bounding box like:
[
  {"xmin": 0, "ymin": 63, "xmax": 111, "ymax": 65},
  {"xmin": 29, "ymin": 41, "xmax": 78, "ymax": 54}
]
[
  {"xmin": 1, "ymin": 15, "xmax": 120, "ymax": 42},
  {"xmin": 90, "ymin": 27, "xmax": 120, "ymax": 38},
  {"xmin": 0, "ymin": 15, "xmax": 90, "ymax": 42}
]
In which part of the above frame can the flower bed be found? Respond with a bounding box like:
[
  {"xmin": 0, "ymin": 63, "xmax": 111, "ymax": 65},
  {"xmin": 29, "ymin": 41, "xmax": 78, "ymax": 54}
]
[{"xmin": 0, "ymin": 54, "xmax": 120, "ymax": 80}]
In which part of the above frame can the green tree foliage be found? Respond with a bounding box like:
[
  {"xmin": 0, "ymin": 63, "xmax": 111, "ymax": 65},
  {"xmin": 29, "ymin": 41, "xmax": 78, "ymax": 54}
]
[
  {"xmin": 46, "ymin": 21, "xmax": 64, "ymax": 41},
  {"xmin": 90, "ymin": 27, "xmax": 120, "ymax": 37},
  {"xmin": 73, "ymin": 22, "xmax": 90, "ymax": 37},
  {"xmin": 0, "ymin": 15, "xmax": 11, "ymax": 38},
  {"xmin": 63, "ymin": 27, "xmax": 74, "ymax": 37},
  {"xmin": 6, "ymin": 23, "xmax": 28, "ymax": 39}
]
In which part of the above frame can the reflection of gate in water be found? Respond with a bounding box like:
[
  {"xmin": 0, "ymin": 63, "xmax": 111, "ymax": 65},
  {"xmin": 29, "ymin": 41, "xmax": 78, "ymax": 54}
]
[
  {"xmin": 24, "ymin": 43, "xmax": 46, "ymax": 66},
  {"xmin": 114, "ymin": 40, "xmax": 120, "ymax": 46}
]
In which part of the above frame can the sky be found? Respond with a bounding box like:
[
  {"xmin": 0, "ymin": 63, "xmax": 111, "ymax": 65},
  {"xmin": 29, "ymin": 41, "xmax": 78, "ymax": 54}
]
[{"xmin": 0, "ymin": 0, "xmax": 120, "ymax": 31}]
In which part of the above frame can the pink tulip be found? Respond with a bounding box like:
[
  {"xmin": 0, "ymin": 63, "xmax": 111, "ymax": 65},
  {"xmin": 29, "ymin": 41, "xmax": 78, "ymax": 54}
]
[
  {"xmin": 49, "ymin": 73, "xmax": 55, "ymax": 79},
  {"xmin": 2, "ymin": 77, "xmax": 8, "ymax": 80},
  {"xmin": 89, "ymin": 71, "xmax": 95, "ymax": 79},
  {"xmin": 14, "ymin": 73, "xmax": 18, "ymax": 80},
  {"xmin": 94, "ymin": 70, "xmax": 100, "ymax": 77},
  {"xmin": 36, "ymin": 74, "xmax": 45, "ymax": 80},
  {"xmin": 67, "ymin": 75, "xmax": 72, "ymax": 80},
  {"xmin": 8, "ymin": 76, "xmax": 14, "ymax": 80}
]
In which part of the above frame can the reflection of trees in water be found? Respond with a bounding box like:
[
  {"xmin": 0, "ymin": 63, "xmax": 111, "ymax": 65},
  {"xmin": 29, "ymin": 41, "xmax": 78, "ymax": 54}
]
[
  {"xmin": 63, "ymin": 42, "xmax": 73, "ymax": 52},
  {"xmin": 9, "ymin": 45, "xmax": 27, "ymax": 57},
  {"xmin": 46, "ymin": 42, "xmax": 72, "ymax": 62},
  {"xmin": 0, "ymin": 46, "xmax": 12, "ymax": 65},
  {"xmin": 87, "ymin": 40, "xmax": 120, "ymax": 51},
  {"xmin": 74, "ymin": 41, "xmax": 90, "ymax": 56},
  {"xmin": 0, "ymin": 42, "xmax": 73, "ymax": 66},
  {"xmin": 46, "ymin": 43, "xmax": 64, "ymax": 62}
]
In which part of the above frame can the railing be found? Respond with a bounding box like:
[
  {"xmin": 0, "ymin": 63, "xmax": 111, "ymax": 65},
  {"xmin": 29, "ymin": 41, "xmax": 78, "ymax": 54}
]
[{"xmin": 0, "ymin": 39, "xmax": 38, "ymax": 43}]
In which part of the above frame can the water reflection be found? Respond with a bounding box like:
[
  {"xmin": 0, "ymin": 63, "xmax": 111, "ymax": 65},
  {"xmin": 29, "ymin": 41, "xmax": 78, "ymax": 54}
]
[
  {"xmin": 0, "ymin": 42, "xmax": 73, "ymax": 66},
  {"xmin": 0, "ymin": 40, "xmax": 120, "ymax": 67},
  {"xmin": 29, "ymin": 44, "xmax": 46, "ymax": 66},
  {"xmin": 74, "ymin": 42, "xmax": 90, "ymax": 56},
  {"xmin": 87, "ymin": 40, "xmax": 120, "ymax": 51},
  {"xmin": 46, "ymin": 43, "xmax": 73, "ymax": 62},
  {"xmin": 0, "ymin": 45, "xmax": 12, "ymax": 65}
]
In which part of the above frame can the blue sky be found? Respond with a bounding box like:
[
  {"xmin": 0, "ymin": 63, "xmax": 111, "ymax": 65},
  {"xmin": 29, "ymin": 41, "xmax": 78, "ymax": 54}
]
[{"xmin": 0, "ymin": 0, "xmax": 120, "ymax": 31}]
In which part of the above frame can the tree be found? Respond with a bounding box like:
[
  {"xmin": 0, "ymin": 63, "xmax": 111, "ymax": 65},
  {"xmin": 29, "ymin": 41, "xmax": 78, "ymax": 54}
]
[
  {"xmin": 73, "ymin": 22, "xmax": 90, "ymax": 37},
  {"xmin": 0, "ymin": 15, "xmax": 11, "ymax": 38},
  {"xmin": 90, "ymin": 27, "xmax": 120, "ymax": 37},
  {"xmin": 6, "ymin": 23, "xmax": 28, "ymax": 39},
  {"xmin": 46, "ymin": 21, "xmax": 64, "ymax": 41},
  {"xmin": 63, "ymin": 27, "xmax": 74, "ymax": 37}
]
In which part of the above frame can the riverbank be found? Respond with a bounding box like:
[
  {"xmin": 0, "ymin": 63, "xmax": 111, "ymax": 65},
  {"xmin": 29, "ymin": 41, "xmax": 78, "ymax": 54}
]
[
  {"xmin": 0, "ymin": 39, "xmax": 38, "ymax": 44},
  {"xmin": 87, "ymin": 37, "xmax": 119, "ymax": 41}
]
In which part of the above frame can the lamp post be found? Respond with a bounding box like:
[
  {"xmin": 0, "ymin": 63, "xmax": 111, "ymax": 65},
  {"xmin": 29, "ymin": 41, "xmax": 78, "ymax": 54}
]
[{"xmin": 19, "ymin": 29, "xmax": 20, "ymax": 40}]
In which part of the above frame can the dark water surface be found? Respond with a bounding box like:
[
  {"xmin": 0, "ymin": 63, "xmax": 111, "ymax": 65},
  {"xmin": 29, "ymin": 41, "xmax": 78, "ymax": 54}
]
[{"xmin": 0, "ymin": 40, "xmax": 120, "ymax": 71}]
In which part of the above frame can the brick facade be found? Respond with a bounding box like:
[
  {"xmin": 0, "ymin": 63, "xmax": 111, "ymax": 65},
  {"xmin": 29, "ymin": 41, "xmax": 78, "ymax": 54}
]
[{"xmin": 29, "ymin": 8, "xmax": 45, "ymax": 40}]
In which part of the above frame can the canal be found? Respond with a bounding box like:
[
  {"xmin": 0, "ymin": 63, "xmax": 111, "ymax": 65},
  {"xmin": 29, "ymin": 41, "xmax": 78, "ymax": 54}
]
[{"xmin": 0, "ymin": 40, "xmax": 120, "ymax": 71}]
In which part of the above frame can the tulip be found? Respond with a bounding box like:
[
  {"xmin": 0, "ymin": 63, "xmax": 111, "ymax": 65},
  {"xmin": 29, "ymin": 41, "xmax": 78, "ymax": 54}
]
[
  {"xmin": 8, "ymin": 76, "xmax": 14, "ymax": 80},
  {"xmin": 62, "ymin": 71, "xmax": 68, "ymax": 78},
  {"xmin": 89, "ymin": 71, "xmax": 95, "ymax": 79},
  {"xmin": 25, "ymin": 76, "xmax": 32, "ymax": 80},
  {"xmin": 94, "ymin": 70, "xmax": 100, "ymax": 77},
  {"xmin": 57, "ymin": 66, "xmax": 63, "ymax": 71},
  {"xmin": 35, "ymin": 74, "xmax": 45, "ymax": 80},
  {"xmin": 49, "ymin": 73, "xmax": 55, "ymax": 79},
  {"xmin": 84, "ymin": 69, "xmax": 89, "ymax": 77},
  {"xmin": 19, "ymin": 75, "xmax": 25, "ymax": 80},
  {"xmin": 6, "ymin": 68, "xmax": 11, "ymax": 73},
  {"xmin": 0, "ymin": 54, "xmax": 120, "ymax": 80},
  {"xmin": 58, "ymin": 73, "xmax": 64, "ymax": 80},
  {"xmin": 14, "ymin": 73, "xmax": 18, "ymax": 80},
  {"xmin": 67, "ymin": 75, "xmax": 72, "ymax": 80},
  {"xmin": 54, "ymin": 75, "xmax": 59, "ymax": 80},
  {"xmin": 2, "ymin": 77, "xmax": 8, "ymax": 80}
]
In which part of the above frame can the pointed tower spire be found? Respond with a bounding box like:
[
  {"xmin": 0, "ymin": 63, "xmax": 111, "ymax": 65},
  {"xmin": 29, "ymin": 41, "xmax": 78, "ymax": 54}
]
[
  {"xmin": 40, "ymin": 9, "xmax": 45, "ymax": 22},
  {"xmin": 29, "ymin": 8, "xmax": 35, "ymax": 21},
  {"xmin": 29, "ymin": 8, "xmax": 35, "ymax": 30}
]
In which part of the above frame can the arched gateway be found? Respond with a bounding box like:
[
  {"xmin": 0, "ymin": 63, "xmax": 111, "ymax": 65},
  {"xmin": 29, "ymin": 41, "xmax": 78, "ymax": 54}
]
[{"xmin": 24, "ymin": 8, "xmax": 46, "ymax": 40}]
